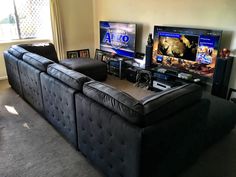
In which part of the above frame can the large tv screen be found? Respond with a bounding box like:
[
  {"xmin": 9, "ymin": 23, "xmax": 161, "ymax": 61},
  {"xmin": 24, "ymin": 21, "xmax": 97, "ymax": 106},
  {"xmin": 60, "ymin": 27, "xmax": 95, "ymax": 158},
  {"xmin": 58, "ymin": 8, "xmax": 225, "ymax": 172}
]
[
  {"xmin": 152, "ymin": 26, "xmax": 222, "ymax": 78},
  {"xmin": 100, "ymin": 21, "xmax": 136, "ymax": 58}
]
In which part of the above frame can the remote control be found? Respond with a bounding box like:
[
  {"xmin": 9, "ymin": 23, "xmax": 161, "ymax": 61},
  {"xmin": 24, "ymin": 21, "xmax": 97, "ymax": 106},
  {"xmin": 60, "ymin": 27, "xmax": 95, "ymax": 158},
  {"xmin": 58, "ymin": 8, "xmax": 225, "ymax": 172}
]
[
  {"xmin": 157, "ymin": 68, "xmax": 167, "ymax": 73},
  {"xmin": 193, "ymin": 78, "xmax": 201, "ymax": 82}
]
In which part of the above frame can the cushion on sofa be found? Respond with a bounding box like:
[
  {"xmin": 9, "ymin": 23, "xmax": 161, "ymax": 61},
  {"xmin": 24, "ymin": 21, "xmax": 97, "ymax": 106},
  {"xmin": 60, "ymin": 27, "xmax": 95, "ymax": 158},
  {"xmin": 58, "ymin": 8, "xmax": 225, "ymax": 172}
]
[
  {"xmin": 19, "ymin": 43, "xmax": 59, "ymax": 63},
  {"xmin": 83, "ymin": 81, "xmax": 144, "ymax": 125},
  {"xmin": 140, "ymin": 84, "xmax": 203, "ymax": 125},
  {"xmin": 8, "ymin": 45, "xmax": 28, "ymax": 59},
  {"xmin": 47, "ymin": 63, "xmax": 91, "ymax": 91},
  {"xmin": 22, "ymin": 52, "xmax": 54, "ymax": 71}
]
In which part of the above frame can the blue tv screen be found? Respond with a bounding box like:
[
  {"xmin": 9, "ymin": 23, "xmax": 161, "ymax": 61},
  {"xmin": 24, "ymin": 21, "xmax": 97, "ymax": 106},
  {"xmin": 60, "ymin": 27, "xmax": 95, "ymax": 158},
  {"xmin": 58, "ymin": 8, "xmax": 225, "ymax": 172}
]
[{"xmin": 100, "ymin": 21, "xmax": 137, "ymax": 58}]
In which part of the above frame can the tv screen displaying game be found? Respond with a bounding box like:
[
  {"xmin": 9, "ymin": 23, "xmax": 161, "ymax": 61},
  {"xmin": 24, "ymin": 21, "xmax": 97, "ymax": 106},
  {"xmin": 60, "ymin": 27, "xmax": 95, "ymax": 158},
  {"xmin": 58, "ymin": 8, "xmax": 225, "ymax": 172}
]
[
  {"xmin": 152, "ymin": 26, "xmax": 222, "ymax": 78},
  {"xmin": 100, "ymin": 21, "xmax": 136, "ymax": 58}
]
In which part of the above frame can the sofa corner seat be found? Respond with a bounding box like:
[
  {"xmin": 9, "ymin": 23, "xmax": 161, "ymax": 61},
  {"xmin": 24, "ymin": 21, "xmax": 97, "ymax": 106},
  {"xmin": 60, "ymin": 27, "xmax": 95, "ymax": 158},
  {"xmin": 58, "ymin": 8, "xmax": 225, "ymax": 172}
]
[{"xmin": 75, "ymin": 81, "xmax": 210, "ymax": 177}]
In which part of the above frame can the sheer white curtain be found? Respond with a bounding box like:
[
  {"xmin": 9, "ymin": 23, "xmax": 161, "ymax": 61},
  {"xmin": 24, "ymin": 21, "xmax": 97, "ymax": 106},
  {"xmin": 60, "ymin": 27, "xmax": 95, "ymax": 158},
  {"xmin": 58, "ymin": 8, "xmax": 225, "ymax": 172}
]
[{"xmin": 50, "ymin": 0, "xmax": 65, "ymax": 60}]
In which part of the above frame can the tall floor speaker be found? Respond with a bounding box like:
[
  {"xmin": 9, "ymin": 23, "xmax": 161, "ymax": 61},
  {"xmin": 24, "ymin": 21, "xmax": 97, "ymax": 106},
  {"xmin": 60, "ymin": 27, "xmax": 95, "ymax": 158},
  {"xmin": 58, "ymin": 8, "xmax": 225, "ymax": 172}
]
[
  {"xmin": 211, "ymin": 56, "xmax": 234, "ymax": 99},
  {"xmin": 145, "ymin": 45, "xmax": 153, "ymax": 68}
]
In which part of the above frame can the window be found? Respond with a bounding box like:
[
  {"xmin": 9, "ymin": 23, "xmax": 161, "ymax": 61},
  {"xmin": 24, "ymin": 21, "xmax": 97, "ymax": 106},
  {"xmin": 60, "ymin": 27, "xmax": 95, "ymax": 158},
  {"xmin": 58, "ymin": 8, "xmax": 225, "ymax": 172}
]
[{"xmin": 0, "ymin": 0, "xmax": 52, "ymax": 41}]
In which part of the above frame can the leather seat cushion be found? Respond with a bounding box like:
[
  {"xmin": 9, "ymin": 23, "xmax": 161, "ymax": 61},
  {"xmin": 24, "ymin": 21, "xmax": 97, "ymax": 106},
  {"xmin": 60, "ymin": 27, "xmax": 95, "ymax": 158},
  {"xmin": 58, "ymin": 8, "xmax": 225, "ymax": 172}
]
[
  {"xmin": 83, "ymin": 81, "xmax": 144, "ymax": 125},
  {"xmin": 47, "ymin": 63, "xmax": 91, "ymax": 91},
  {"xmin": 22, "ymin": 52, "xmax": 54, "ymax": 72},
  {"xmin": 60, "ymin": 58, "xmax": 107, "ymax": 81}
]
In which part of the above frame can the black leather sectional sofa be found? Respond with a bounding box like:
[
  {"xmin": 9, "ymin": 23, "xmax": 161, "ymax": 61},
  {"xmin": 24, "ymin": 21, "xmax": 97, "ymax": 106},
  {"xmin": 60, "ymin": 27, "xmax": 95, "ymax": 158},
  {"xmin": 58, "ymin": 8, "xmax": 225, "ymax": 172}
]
[{"xmin": 3, "ymin": 44, "xmax": 236, "ymax": 177}]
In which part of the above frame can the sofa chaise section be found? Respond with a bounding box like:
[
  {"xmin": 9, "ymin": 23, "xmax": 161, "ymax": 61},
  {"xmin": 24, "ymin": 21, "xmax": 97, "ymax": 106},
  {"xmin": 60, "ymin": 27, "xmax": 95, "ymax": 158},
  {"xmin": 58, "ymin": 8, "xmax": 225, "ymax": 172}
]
[{"xmin": 60, "ymin": 58, "xmax": 107, "ymax": 81}]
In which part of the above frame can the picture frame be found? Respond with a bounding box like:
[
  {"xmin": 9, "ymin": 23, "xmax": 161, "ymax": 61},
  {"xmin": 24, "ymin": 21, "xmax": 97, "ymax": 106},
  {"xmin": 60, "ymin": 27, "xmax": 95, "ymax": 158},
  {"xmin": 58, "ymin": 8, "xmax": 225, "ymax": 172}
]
[
  {"xmin": 94, "ymin": 49, "xmax": 114, "ymax": 62},
  {"xmin": 67, "ymin": 49, "xmax": 90, "ymax": 59},
  {"xmin": 67, "ymin": 50, "xmax": 79, "ymax": 59},
  {"xmin": 94, "ymin": 49, "xmax": 104, "ymax": 61},
  {"xmin": 78, "ymin": 49, "xmax": 90, "ymax": 58}
]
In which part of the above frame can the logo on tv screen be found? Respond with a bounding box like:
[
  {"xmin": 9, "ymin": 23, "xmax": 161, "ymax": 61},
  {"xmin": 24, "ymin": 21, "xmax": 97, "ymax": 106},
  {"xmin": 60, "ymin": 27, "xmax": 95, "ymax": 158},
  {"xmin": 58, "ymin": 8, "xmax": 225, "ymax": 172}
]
[{"xmin": 103, "ymin": 28, "xmax": 130, "ymax": 49}]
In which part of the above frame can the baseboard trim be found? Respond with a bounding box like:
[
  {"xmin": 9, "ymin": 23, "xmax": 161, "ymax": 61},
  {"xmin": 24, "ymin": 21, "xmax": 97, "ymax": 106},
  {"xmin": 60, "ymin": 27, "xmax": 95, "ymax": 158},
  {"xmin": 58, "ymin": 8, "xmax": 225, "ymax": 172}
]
[{"xmin": 0, "ymin": 76, "xmax": 8, "ymax": 80}]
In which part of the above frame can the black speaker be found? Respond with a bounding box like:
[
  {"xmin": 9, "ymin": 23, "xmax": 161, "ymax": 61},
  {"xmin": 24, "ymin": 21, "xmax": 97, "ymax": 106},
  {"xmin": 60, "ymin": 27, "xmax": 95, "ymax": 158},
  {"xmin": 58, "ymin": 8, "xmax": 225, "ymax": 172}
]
[
  {"xmin": 145, "ymin": 45, "xmax": 153, "ymax": 68},
  {"xmin": 126, "ymin": 67, "xmax": 138, "ymax": 83},
  {"xmin": 211, "ymin": 56, "xmax": 234, "ymax": 99}
]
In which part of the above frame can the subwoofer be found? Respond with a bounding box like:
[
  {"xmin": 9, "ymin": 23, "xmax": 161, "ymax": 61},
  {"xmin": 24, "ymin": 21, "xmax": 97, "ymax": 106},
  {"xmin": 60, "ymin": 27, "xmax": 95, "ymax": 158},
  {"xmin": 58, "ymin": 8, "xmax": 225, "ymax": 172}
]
[{"xmin": 211, "ymin": 56, "xmax": 234, "ymax": 99}]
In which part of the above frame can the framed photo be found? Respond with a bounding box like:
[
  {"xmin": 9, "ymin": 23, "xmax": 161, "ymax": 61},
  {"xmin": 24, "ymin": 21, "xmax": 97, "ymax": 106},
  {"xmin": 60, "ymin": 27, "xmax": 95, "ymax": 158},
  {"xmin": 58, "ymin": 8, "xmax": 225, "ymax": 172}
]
[
  {"xmin": 94, "ymin": 49, "xmax": 114, "ymax": 62},
  {"xmin": 67, "ymin": 50, "xmax": 79, "ymax": 59},
  {"xmin": 67, "ymin": 49, "xmax": 90, "ymax": 59},
  {"xmin": 78, "ymin": 49, "xmax": 90, "ymax": 58},
  {"xmin": 94, "ymin": 49, "xmax": 104, "ymax": 61},
  {"xmin": 227, "ymin": 88, "xmax": 236, "ymax": 103}
]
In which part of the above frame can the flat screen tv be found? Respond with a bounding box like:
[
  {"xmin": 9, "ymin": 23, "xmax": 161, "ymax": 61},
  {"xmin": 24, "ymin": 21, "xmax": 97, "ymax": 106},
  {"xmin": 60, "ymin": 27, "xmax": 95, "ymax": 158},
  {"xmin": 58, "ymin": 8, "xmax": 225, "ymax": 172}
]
[
  {"xmin": 100, "ymin": 21, "xmax": 137, "ymax": 58},
  {"xmin": 152, "ymin": 26, "xmax": 222, "ymax": 78}
]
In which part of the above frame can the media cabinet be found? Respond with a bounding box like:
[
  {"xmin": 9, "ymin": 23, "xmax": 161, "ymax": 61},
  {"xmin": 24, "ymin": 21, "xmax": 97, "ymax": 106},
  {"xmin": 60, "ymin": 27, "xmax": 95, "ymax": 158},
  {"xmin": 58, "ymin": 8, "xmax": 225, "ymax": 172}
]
[
  {"xmin": 105, "ymin": 57, "xmax": 127, "ymax": 79},
  {"xmin": 121, "ymin": 56, "xmax": 234, "ymax": 99}
]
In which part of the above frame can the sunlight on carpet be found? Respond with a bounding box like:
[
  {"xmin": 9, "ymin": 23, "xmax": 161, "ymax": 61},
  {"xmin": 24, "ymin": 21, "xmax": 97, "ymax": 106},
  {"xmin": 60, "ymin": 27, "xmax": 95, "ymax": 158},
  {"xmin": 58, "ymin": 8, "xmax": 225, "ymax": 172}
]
[{"xmin": 5, "ymin": 105, "xmax": 19, "ymax": 115}]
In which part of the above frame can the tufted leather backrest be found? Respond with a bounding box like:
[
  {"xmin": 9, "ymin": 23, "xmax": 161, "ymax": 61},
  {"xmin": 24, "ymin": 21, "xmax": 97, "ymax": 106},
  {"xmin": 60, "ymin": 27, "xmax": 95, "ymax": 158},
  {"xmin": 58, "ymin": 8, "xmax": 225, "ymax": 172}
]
[
  {"xmin": 41, "ymin": 73, "xmax": 78, "ymax": 148},
  {"xmin": 140, "ymin": 84, "xmax": 203, "ymax": 125},
  {"xmin": 22, "ymin": 52, "xmax": 54, "ymax": 72},
  {"xmin": 75, "ymin": 93, "xmax": 141, "ymax": 177},
  {"xmin": 83, "ymin": 81, "xmax": 203, "ymax": 127},
  {"xmin": 18, "ymin": 60, "xmax": 44, "ymax": 113},
  {"xmin": 8, "ymin": 45, "xmax": 28, "ymax": 59},
  {"xmin": 3, "ymin": 51, "xmax": 23, "ymax": 95},
  {"xmin": 83, "ymin": 81, "xmax": 144, "ymax": 125},
  {"xmin": 47, "ymin": 63, "xmax": 91, "ymax": 91}
]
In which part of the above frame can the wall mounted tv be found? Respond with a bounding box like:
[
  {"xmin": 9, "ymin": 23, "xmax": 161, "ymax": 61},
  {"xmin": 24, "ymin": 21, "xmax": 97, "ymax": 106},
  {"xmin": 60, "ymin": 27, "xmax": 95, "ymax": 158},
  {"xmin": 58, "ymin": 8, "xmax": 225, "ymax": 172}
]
[
  {"xmin": 152, "ymin": 26, "xmax": 222, "ymax": 78},
  {"xmin": 100, "ymin": 21, "xmax": 137, "ymax": 58}
]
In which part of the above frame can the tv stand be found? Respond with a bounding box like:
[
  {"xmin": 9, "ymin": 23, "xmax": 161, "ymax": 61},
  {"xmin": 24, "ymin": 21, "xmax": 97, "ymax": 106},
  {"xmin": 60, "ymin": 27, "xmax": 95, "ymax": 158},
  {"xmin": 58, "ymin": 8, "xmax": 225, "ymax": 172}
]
[{"xmin": 150, "ymin": 66, "xmax": 203, "ymax": 91}]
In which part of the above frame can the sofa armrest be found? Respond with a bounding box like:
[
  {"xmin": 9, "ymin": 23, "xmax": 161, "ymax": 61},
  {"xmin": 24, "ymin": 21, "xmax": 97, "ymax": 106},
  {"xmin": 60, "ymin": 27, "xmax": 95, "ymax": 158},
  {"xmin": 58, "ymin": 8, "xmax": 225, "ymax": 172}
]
[{"xmin": 140, "ymin": 84, "xmax": 203, "ymax": 125}]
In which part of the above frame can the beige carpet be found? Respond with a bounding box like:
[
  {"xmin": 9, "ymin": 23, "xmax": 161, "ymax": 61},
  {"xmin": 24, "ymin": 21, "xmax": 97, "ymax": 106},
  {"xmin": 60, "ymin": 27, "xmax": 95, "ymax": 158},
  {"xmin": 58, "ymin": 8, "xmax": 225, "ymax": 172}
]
[{"xmin": 1, "ymin": 77, "xmax": 236, "ymax": 177}]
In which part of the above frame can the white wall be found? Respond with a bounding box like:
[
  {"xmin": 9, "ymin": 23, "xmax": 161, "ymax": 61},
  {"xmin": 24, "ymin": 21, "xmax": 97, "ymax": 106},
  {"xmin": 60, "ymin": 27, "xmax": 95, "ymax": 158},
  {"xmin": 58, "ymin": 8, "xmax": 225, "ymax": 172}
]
[
  {"xmin": 93, "ymin": 0, "xmax": 236, "ymax": 89},
  {"xmin": 59, "ymin": 0, "xmax": 95, "ymax": 57},
  {"xmin": 0, "ymin": 45, "xmax": 7, "ymax": 80}
]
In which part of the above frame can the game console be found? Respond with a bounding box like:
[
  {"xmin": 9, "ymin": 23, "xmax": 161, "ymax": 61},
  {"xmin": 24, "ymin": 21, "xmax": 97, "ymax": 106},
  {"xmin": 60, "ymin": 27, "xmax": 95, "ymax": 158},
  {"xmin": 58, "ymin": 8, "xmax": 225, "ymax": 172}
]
[
  {"xmin": 152, "ymin": 79, "xmax": 173, "ymax": 91},
  {"xmin": 177, "ymin": 72, "xmax": 192, "ymax": 80},
  {"xmin": 157, "ymin": 68, "xmax": 167, "ymax": 73}
]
